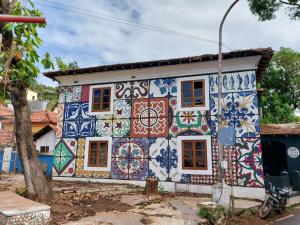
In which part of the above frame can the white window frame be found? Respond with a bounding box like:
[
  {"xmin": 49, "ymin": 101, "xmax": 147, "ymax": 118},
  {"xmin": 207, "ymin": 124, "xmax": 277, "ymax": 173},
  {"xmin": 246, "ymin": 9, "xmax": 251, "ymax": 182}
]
[
  {"xmin": 177, "ymin": 135, "xmax": 212, "ymax": 175},
  {"xmin": 84, "ymin": 137, "xmax": 112, "ymax": 171},
  {"xmin": 176, "ymin": 75, "xmax": 209, "ymax": 111},
  {"xmin": 88, "ymin": 84, "xmax": 114, "ymax": 115}
]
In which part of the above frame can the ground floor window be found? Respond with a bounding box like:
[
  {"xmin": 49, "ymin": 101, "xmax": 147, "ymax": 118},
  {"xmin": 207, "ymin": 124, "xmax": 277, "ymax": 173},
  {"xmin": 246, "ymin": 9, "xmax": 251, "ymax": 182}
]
[
  {"xmin": 40, "ymin": 146, "xmax": 50, "ymax": 153},
  {"xmin": 182, "ymin": 140, "xmax": 207, "ymax": 170},
  {"xmin": 178, "ymin": 136, "xmax": 212, "ymax": 175},
  {"xmin": 88, "ymin": 141, "xmax": 108, "ymax": 167}
]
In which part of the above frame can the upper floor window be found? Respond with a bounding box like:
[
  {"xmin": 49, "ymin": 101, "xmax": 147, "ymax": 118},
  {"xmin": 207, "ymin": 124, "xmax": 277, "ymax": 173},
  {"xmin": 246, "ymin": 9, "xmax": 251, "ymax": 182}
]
[
  {"xmin": 88, "ymin": 141, "xmax": 108, "ymax": 167},
  {"xmin": 181, "ymin": 80, "xmax": 205, "ymax": 107},
  {"xmin": 92, "ymin": 87, "xmax": 111, "ymax": 112},
  {"xmin": 182, "ymin": 140, "xmax": 207, "ymax": 170}
]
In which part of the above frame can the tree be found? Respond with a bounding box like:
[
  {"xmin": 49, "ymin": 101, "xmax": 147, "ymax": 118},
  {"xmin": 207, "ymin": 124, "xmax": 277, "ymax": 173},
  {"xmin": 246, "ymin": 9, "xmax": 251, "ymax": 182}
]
[
  {"xmin": 248, "ymin": 0, "xmax": 300, "ymax": 20},
  {"xmin": 0, "ymin": 0, "xmax": 54, "ymax": 201},
  {"xmin": 260, "ymin": 47, "xmax": 300, "ymax": 123}
]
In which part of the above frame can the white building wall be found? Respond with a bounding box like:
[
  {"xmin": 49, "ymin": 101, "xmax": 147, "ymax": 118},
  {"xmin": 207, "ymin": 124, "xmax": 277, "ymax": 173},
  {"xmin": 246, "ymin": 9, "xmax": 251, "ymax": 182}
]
[{"xmin": 36, "ymin": 130, "xmax": 56, "ymax": 153}]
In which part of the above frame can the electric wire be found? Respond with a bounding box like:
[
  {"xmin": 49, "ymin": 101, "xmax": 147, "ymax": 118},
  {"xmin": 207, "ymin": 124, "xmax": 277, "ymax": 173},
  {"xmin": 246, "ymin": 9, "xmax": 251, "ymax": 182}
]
[{"xmin": 35, "ymin": 1, "xmax": 219, "ymax": 45}]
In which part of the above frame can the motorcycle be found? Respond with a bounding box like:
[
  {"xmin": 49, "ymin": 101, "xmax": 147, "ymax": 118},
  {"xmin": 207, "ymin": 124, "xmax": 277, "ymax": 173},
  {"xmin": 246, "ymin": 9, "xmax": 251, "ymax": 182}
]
[{"xmin": 259, "ymin": 182, "xmax": 292, "ymax": 218}]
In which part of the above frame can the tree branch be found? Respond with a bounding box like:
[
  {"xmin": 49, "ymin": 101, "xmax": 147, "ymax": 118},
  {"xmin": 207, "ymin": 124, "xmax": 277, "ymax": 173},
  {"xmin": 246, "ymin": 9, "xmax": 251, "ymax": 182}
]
[
  {"xmin": 279, "ymin": 0, "xmax": 300, "ymax": 7},
  {"xmin": 3, "ymin": 41, "xmax": 16, "ymax": 72}
]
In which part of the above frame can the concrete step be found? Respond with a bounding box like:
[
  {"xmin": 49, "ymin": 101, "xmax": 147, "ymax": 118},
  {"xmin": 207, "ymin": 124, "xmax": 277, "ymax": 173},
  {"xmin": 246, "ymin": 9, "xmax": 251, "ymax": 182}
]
[{"xmin": 0, "ymin": 191, "xmax": 51, "ymax": 224}]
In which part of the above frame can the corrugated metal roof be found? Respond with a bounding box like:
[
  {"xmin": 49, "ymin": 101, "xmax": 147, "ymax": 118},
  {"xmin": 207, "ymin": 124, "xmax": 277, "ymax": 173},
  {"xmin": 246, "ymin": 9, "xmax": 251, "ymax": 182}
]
[
  {"xmin": 261, "ymin": 123, "xmax": 300, "ymax": 135},
  {"xmin": 44, "ymin": 48, "xmax": 273, "ymax": 82}
]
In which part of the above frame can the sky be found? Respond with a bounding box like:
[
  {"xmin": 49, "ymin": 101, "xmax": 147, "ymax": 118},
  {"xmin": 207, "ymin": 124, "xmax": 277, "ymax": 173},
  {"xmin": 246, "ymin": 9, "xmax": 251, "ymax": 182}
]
[{"xmin": 32, "ymin": 0, "xmax": 300, "ymax": 87}]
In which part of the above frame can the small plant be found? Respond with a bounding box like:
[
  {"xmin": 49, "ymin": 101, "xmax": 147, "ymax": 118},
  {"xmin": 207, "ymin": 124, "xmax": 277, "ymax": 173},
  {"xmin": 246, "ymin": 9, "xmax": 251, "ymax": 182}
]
[
  {"xmin": 16, "ymin": 187, "xmax": 28, "ymax": 197},
  {"xmin": 198, "ymin": 205, "xmax": 228, "ymax": 225}
]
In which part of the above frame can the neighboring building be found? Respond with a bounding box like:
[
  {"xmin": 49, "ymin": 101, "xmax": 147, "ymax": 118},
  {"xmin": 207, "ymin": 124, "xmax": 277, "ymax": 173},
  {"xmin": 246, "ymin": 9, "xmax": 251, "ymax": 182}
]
[
  {"xmin": 28, "ymin": 100, "xmax": 49, "ymax": 112},
  {"xmin": 33, "ymin": 125, "xmax": 57, "ymax": 154},
  {"xmin": 261, "ymin": 123, "xmax": 300, "ymax": 190},
  {"xmin": 27, "ymin": 89, "xmax": 38, "ymax": 101},
  {"xmin": 0, "ymin": 104, "xmax": 14, "ymax": 130},
  {"xmin": 2, "ymin": 110, "xmax": 57, "ymax": 134},
  {"xmin": 44, "ymin": 48, "xmax": 273, "ymax": 199}
]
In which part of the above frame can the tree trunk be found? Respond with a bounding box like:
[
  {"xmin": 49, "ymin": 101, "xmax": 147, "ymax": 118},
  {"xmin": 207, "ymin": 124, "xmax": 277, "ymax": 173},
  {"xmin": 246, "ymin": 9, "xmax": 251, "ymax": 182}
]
[{"xmin": 10, "ymin": 81, "xmax": 53, "ymax": 202}]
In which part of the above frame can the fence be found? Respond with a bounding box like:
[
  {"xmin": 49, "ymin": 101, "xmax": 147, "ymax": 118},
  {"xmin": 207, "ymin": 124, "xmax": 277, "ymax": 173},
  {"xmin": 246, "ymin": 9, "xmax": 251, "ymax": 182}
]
[{"xmin": 0, "ymin": 149, "xmax": 53, "ymax": 177}]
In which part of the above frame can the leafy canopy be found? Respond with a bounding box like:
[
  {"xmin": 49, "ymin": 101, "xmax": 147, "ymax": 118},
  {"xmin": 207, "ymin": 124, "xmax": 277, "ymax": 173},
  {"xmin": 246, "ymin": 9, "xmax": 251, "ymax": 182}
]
[
  {"xmin": 0, "ymin": 0, "xmax": 53, "ymax": 85},
  {"xmin": 260, "ymin": 47, "xmax": 300, "ymax": 124},
  {"xmin": 248, "ymin": 0, "xmax": 300, "ymax": 20}
]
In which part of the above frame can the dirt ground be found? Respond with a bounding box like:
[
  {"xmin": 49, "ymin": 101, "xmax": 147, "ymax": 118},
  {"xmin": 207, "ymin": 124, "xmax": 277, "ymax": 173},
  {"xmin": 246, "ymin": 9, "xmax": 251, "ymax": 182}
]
[{"xmin": 0, "ymin": 174, "xmax": 296, "ymax": 225}]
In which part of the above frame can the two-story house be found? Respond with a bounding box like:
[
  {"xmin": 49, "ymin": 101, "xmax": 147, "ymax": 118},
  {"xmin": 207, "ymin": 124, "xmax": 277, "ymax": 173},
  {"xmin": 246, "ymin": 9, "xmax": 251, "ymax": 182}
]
[{"xmin": 45, "ymin": 48, "xmax": 273, "ymax": 199}]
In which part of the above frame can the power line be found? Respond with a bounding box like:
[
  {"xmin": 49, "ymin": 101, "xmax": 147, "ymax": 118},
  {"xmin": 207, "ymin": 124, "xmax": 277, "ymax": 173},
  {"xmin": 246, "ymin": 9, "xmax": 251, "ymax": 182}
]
[{"xmin": 35, "ymin": 1, "xmax": 219, "ymax": 45}]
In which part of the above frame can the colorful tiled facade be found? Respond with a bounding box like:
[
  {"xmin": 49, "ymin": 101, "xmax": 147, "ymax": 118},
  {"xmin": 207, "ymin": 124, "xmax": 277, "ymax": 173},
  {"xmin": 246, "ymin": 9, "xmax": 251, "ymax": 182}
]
[{"xmin": 53, "ymin": 70, "xmax": 263, "ymax": 189}]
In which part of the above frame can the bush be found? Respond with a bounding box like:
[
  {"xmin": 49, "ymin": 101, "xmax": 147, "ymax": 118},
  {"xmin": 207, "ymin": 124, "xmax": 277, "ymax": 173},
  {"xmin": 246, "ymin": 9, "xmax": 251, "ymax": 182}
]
[{"xmin": 198, "ymin": 205, "xmax": 228, "ymax": 225}]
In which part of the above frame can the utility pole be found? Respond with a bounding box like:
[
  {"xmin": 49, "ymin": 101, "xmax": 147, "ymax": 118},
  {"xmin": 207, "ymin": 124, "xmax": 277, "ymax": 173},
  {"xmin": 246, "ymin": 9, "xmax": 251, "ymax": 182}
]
[{"xmin": 214, "ymin": 0, "xmax": 239, "ymax": 207}]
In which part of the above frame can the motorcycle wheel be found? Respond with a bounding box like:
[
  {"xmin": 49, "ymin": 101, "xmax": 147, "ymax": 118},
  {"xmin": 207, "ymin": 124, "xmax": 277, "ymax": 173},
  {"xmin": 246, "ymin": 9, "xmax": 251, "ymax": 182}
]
[{"xmin": 259, "ymin": 200, "xmax": 272, "ymax": 219}]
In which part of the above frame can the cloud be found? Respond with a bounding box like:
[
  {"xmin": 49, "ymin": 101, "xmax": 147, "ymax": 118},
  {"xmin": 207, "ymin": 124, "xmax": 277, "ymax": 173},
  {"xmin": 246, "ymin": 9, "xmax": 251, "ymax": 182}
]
[{"xmin": 33, "ymin": 0, "xmax": 300, "ymax": 86}]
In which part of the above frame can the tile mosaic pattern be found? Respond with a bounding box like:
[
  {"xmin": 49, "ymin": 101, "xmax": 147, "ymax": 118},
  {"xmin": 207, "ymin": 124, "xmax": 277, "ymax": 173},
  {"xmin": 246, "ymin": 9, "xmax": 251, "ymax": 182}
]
[
  {"xmin": 111, "ymin": 138, "xmax": 149, "ymax": 180},
  {"xmin": 59, "ymin": 86, "xmax": 82, "ymax": 103},
  {"xmin": 113, "ymin": 99, "xmax": 131, "ymax": 119},
  {"xmin": 115, "ymin": 81, "xmax": 149, "ymax": 99},
  {"xmin": 95, "ymin": 115, "xmax": 113, "ymax": 137},
  {"xmin": 149, "ymin": 78, "xmax": 177, "ymax": 97},
  {"xmin": 53, "ymin": 138, "xmax": 77, "ymax": 176},
  {"xmin": 209, "ymin": 71, "xmax": 256, "ymax": 94},
  {"xmin": 131, "ymin": 98, "xmax": 169, "ymax": 138},
  {"xmin": 56, "ymin": 73, "xmax": 263, "ymax": 189},
  {"xmin": 170, "ymin": 112, "xmax": 210, "ymax": 137},
  {"xmin": 63, "ymin": 103, "xmax": 95, "ymax": 138}
]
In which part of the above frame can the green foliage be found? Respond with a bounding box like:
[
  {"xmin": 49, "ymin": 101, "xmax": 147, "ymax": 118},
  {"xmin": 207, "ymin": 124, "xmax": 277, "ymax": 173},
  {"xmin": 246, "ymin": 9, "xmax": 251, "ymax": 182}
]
[
  {"xmin": 0, "ymin": 0, "xmax": 53, "ymax": 84},
  {"xmin": 248, "ymin": 0, "xmax": 300, "ymax": 20},
  {"xmin": 55, "ymin": 57, "xmax": 79, "ymax": 72},
  {"xmin": 15, "ymin": 187, "xmax": 28, "ymax": 197},
  {"xmin": 197, "ymin": 206, "xmax": 228, "ymax": 225},
  {"xmin": 259, "ymin": 48, "xmax": 300, "ymax": 124},
  {"xmin": 29, "ymin": 80, "xmax": 58, "ymax": 110}
]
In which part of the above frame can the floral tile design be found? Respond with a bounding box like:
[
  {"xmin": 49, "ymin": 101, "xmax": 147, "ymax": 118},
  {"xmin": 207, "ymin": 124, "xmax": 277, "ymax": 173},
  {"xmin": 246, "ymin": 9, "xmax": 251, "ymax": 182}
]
[
  {"xmin": 235, "ymin": 114, "xmax": 260, "ymax": 138},
  {"xmin": 113, "ymin": 99, "xmax": 131, "ymax": 119},
  {"xmin": 75, "ymin": 158, "xmax": 110, "ymax": 178},
  {"xmin": 209, "ymin": 71, "xmax": 256, "ymax": 94},
  {"xmin": 233, "ymin": 91, "xmax": 258, "ymax": 116},
  {"xmin": 128, "ymin": 158, "xmax": 149, "ymax": 180},
  {"xmin": 169, "ymin": 112, "xmax": 210, "ymax": 137},
  {"xmin": 111, "ymin": 157, "xmax": 129, "ymax": 179},
  {"xmin": 59, "ymin": 86, "xmax": 82, "ymax": 103},
  {"xmin": 112, "ymin": 138, "xmax": 130, "ymax": 158},
  {"xmin": 63, "ymin": 103, "xmax": 95, "ymax": 138},
  {"xmin": 210, "ymin": 93, "xmax": 234, "ymax": 116},
  {"xmin": 149, "ymin": 138, "xmax": 178, "ymax": 181},
  {"xmin": 149, "ymin": 78, "xmax": 177, "ymax": 97},
  {"xmin": 95, "ymin": 115, "xmax": 113, "ymax": 137},
  {"xmin": 237, "ymin": 160, "xmax": 264, "ymax": 187},
  {"xmin": 81, "ymin": 85, "xmax": 90, "ymax": 102},
  {"xmin": 115, "ymin": 81, "xmax": 149, "ymax": 99},
  {"xmin": 149, "ymin": 78, "xmax": 169, "ymax": 98},
  {"xmin": 236, "ymin": 138, "xmax": 262, "ymax": 162},
  {"xmin": 130, "ymin": 138, "xmax": 149, "ymax": 159},
  {"xmin": 112, "ymin": 118, "xmax": 130, "ymax": 137}
]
